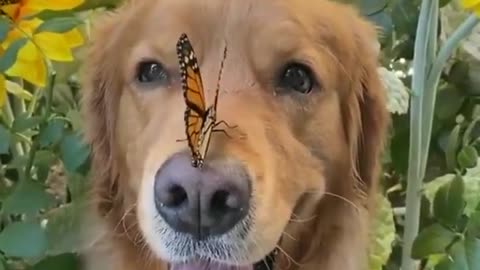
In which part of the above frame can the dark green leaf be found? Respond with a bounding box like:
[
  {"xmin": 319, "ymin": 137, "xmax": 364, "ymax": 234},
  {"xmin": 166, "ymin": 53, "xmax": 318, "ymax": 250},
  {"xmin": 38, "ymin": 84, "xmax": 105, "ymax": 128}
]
[
  {"xmin": 67, "ymin": 172, "xmax": 89, "ymax": 201},
  {"xmin": 446, "ymin": 125, "xmax": 461, "ymax": 172},
  {"xmin": 38, "ymin": 119, "xmax": 65, "ymax": 147},
  {"xmin": 2, "ymin": 179, "xmax": 55, "ymax": 217},
  {"xmin": 433, "ymin": 175, "xmax": 465, "ymax": 228},
  {"xmin": 435, "ymin": 86, "xmax": 465, "ymax": 121},
  {"xmin": 0, "ymin": 258, "xmax": 4, "ymax": 270},
  {"xmin": 0, "ymin": 16, "xmax": 11, "ymax": 42},
  {"xmin": 368, "ymin": 11, "xmax": 393, "ymax": 41},
  {"xmin": 34, "ymin": 150, "xmax": 58, "ymax": 182},
  {"xmin": 0, "ymin": 222, "xmax": 48, "ymax": 258},
  {"xmin": 35, "ymin": 17, "xmax": 83, "ymax": 34},
  {"xmin": 411, "ymin": 223, "xmax": 457, "ymax": 259},
  {"xmin": 0, "ymin": 38, "xmax": 28, "ymax": 72},
  {"xmin": 439, "ymin": 0, "xmax": 453, "ymax": 8},
  {"xmin": 435, "ymin": 237, "xmax": 480, "ymax": 270},
  {"xmin": 467, "ymin": 209, "xmax": 480, "ymax": 238},
  {"xmin": 29, "ymin": 253, "xmax": 81, "ymax": 270},
  {"xmin": 464, "ymin": 236, "xmax": 480, "ymax": 270},
  {"xmin": 45, "ymin": 200, "xmax": 89, "ymax": 255},
  {"xmin": 0, "ymin": 124, "xmax": 10, "ymax": 154},
  {"xmin": 359, "ymin": 0, "xmax": 387, "ymax": 16},
  {"xmin": 11, "ymin": 113, "xmax": 42, "ymax": 133},
  {"xmin": 60, "ymin": 133, "xmax": 90, "ymax": 173},
  {"xmin": 22, "ymin": 10, "xmax": 76, "ymax": 21},
  {"xmin": 457, "ymin": 146, "xmax": 479, "ymax": 170}
]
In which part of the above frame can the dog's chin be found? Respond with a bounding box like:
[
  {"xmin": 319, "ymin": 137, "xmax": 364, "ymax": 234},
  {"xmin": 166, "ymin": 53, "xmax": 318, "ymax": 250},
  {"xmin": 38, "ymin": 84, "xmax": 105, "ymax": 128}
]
[{"xmin": 169, "ymin": 249, "xmax": 278, "ymax": 270}]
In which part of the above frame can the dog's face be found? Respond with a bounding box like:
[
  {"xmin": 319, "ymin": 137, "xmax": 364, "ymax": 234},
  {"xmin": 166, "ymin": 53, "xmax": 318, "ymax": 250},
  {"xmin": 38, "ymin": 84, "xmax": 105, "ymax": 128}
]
[{"xmin": 83, "ymin": 0, "xmax": 388, "ymax": 269}]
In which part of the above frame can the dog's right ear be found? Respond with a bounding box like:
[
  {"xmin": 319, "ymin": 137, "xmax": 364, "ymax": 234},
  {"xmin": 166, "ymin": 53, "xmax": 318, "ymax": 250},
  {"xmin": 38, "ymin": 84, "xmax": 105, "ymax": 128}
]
[{"xmin": 81, "ymin": 1, "xmax": 139, "ymax": 216}]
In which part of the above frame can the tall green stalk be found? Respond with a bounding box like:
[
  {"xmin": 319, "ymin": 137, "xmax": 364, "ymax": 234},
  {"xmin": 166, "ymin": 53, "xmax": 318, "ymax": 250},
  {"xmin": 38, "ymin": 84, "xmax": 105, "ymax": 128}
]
[
  {"xmin": 402, "ymin": 1, "xmax": 436, "ymax": 269},
  {"xmin": 400, "ymin": 1, "xmax": 479, "ymax": 269}
]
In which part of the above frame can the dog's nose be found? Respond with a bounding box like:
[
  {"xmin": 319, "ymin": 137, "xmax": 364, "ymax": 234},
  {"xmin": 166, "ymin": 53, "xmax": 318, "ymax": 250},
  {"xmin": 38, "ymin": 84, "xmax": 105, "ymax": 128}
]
[{"xmin": 153, "ymin": 153, "xmax": 251, "ymax": 240}]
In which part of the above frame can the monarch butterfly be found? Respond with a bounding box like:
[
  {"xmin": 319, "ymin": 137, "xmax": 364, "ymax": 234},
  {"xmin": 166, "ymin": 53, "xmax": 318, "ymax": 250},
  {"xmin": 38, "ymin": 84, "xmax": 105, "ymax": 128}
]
[{"xmin": 176, "ymin": 33, "xmax": 235, "ymax": 168}]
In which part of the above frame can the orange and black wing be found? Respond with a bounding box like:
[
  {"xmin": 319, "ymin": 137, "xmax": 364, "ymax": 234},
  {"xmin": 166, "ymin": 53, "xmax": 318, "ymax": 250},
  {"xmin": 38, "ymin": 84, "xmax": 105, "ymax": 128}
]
[
  {"xmin": 177, "ymin": 33, "xmax": 207, "ymax": 163},
  {"xmin": 177, "ymin": 33, "xmax": 207, "ymax": 114}
]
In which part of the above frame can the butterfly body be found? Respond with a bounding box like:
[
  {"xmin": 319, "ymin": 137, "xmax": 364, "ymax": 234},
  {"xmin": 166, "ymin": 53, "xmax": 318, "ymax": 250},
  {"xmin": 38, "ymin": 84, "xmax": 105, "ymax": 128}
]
[{"xmin": 176, "ymin": 33, "xmax": 230, "ymax": 168}]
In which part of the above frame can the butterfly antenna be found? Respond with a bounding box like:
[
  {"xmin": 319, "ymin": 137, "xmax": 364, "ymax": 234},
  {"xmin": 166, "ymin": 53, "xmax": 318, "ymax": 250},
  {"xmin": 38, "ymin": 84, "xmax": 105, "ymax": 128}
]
[{"xmin": 213, "ymin": 42, "xmax": 228, "ymax": 110}]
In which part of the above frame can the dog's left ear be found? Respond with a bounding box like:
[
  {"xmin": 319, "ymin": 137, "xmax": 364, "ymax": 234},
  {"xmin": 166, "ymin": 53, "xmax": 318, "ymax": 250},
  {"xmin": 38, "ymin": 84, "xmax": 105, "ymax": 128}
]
[{"xmin": 344, "ymin": 17, "xmax": 390, "ymax": 198}]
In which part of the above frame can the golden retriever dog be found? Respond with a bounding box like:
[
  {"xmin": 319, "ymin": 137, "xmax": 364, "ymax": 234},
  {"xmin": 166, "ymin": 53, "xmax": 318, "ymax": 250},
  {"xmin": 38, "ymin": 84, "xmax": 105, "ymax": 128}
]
[{"xmin": 81, "ymin": 0, "xmax": 389, "ymax": 269}]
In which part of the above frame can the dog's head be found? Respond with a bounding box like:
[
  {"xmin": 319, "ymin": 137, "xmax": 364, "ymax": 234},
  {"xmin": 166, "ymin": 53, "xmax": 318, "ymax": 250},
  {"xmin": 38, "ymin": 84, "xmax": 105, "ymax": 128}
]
[{"xmin": 82, "ymin": 0, "xmax": 389, "ymax": 269}]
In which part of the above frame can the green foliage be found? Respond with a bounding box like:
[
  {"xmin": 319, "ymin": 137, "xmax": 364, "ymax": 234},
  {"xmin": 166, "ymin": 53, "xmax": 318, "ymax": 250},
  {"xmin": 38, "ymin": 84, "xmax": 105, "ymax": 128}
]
[
  {"xmin": 0, "ymin": 222, "xmax": 48, "ymax": 258},
  {"xmin": 0, "ymin": 38, "xmax": 28, "ymax": 72},
  {"xmin": 35, "ymin": 17, "xmax": 84, "ymax": 34},
  {"xmin": 0, "ymin": 4, "xmax": 92, "ymax": 270}
]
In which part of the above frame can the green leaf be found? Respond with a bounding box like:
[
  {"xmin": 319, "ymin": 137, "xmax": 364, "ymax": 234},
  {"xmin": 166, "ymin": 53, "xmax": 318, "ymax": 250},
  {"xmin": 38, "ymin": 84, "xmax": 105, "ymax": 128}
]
[
  {"xmin": 412, "ymin": 223, "xmax": 457, "ymax": 259},
  {"xmin": 34, "ymin": 150, "xmax": 58, "ymax": 183},
  {"xmin": 0, "ymin": 16, "xmax": 11, "ymax": 42},
  {"xmin": 0, "ymin": 222, "xmax": 48, "ymax": 258},
  {"xmin": 435, "ymin": 237, "xmax": 480, "ymax": 270},
  {"xmin": 2, "ymin": 179, "xmax": 56, "ymax": 217},
  {"xmin": 467, "ymin": 209, "xmax": 480, "ymax": 238},
  {"xmin": 0, "ymin": 38, "xmax": 28, "ymax": 72},
  {"xmin": 60, "ymin": 133, "xmax": 90, "ymax": 173},
  {"xmin": 38, "ymin": 119, "xmax": 65, "ymax": 147},
  {"xmin": 358, "ymin": 0, "xmax": 387, "ymax": 16},
  {"xmin": 433, "ymin": 175, "xmax": 465, "ymax": 228},
  {"xmin": 29, "ymin": 253, "xmax": 81, "ymax": 270},
  {"xmin": 66, "ymin": 109, "xmax": 83, "ymax": 131},
  {"xmin": 35, "ymin": 17, "xmax": 83, "ymax": 34},
  {"xmin": 0, "ymin": 124, "xmax": 10, "ymax": 154},
  {"xmin": 67, "ymin": 172, "xmax": 89, "ymax": 201},
  {"xmin": 11, "ymin": 113, "xmax": 42, "ymax": 133},
  {"xmin": 435, "ymin": 86, "xmax": 465, "ymax": 121},
  {"xmin": 457, "ymin": 146, "xmax": 479, "ymax": 170},
  {"xmin": 23, "ymin": 10, "xmax": 77, "ymax": 22},
  {"xmin": 425, "ymin": 162, "xmax": 480, "ymax": 217},
  {"xmin": 45, "ymin": 200, "xmax": 89, "ymax": 255},
  {"xmin": 369, "ymin": 193, "xmax": 395, "ymax": 270},
  {"xmin": 446, "ymin": 125, "xmax": 461, "ymax": 171}
]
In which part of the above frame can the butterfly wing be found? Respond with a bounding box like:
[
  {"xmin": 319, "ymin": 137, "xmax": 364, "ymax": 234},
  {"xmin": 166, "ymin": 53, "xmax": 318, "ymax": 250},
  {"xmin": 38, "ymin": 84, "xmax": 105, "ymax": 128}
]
[
  {"xmin": 177, "ymin": 33, "xmax": 207, "ymax": 114},
  {"xmin": 177, "ymin": 33, "xmax": 207, "ymax": 165}
]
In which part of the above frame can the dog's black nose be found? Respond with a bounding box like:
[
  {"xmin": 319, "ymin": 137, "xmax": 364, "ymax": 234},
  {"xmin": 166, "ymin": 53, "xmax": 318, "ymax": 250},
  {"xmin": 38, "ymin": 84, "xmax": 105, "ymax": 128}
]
[{"xmin": 154, "ymin": 153, "xmax": 251, "ymax": 240}]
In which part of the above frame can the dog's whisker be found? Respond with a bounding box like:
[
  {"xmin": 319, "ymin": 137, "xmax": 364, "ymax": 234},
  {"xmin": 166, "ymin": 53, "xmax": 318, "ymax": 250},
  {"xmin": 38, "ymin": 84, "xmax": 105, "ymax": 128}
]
[
  {"xmin": 281, "ymin": 230, "xmax": 297, "ymax": 241},
  {"xmin": 275, "ymin": 244, "xmax": 301, "ymax": 269}
]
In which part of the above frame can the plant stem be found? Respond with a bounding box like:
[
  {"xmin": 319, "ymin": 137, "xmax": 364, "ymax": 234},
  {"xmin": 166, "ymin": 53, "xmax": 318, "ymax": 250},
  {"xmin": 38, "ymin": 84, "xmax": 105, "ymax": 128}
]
[
  {"xmin": 401, "ymin": 0, "xmax": 435, "ymax": 270},
  {"xmin": 23, "ymin": 70, "xmax": 56, "ymax": 181},
  {"xmin": 2, "ymin": 95, "xmax": 24, "ymax": 158},
  {"xmin": 420, "ymin": 14, "xmax": 480, "ymax": 173}
]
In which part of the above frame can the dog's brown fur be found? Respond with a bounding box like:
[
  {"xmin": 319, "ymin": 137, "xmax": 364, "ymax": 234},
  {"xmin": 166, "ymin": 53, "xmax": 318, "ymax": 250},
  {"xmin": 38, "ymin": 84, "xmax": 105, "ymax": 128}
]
[{"xmin": 81, "ymin": 0, "xmax": 389, "ymax": 269}]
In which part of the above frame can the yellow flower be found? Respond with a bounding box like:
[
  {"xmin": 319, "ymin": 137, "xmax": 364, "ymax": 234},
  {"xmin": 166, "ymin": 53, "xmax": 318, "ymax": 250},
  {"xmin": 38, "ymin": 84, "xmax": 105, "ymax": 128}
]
[
  {"xmin": 0, "ymin": 0, "xmax": 84, "ymax": 87},
  {"xmin": 462, "ymin": 0, "xmax": 480, "ymax": 16}
]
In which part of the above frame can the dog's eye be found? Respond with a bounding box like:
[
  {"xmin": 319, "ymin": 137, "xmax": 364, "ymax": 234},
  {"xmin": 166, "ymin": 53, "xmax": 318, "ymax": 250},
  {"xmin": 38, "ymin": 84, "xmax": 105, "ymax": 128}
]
[
  {"xmin": 278, "ymin": 63, "xmax": 315, "ymax": 94},
  {"xmin": 135, "ymin": 61, "xmax": 169, "ymax": 84}
]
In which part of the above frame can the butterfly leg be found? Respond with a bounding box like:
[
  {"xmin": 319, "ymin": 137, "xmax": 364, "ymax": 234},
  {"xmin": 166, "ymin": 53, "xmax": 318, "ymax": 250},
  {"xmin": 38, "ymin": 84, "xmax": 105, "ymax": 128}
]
[
  {"xmin": 176, "ymin": 138, "xmax": 188, "ymax": 142},
  {"xmin": 212, "ymin": 128, "xmax": 234, "ymax": 139},
  {"xmin": 214, "ymin": 120, "xmax": 238, "ymax": 130}
]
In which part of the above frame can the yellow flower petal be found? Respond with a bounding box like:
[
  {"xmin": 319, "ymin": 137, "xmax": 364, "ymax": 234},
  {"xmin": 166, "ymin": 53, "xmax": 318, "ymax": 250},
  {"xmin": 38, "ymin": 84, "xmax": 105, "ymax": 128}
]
[
  {"xmin": 63, "ymin": 28, "xmax": 85, "ymax": 48},
  {"xmin": 462, "ymin": 0, "xmax": 480, "ymax": 9},
  {"xmin": 0, "ymin": 75, "xmax": 6, "ymax": 108},
  {"xmin": 34, "ymin": 32, "xmax": 76, "ymax": 61},
  {"xmin": 25, "ymin": 0, "xmax": 84, "ymax": 11},
  {"xmin": 6, "ymin": 57, "xmax": 46, "ymax": 87},
  {"xmin": 15, "ymin": 40, "xmax": 41, "ymax": 62}
]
